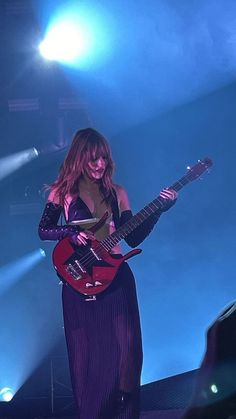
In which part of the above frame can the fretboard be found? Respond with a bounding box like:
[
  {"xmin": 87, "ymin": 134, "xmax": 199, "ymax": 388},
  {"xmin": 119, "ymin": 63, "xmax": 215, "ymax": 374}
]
[{"xmin": 101, "ymin": 171, "xmax": 191, "ymax": 251}]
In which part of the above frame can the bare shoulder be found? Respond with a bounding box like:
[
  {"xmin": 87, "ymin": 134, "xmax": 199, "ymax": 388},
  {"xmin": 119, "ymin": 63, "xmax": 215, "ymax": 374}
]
[
  {"xmin": 113, "ymin": 183, "xmax": 128, "ymax": 199},
  {"xmin": 48, "ymin": 189, "xmax": 73, "ymax": 206},
  {"xmin": 113, "ymin": 184, "xmax": 131, "ymax": 211},
  {"xmin": 48, "ymin": 188, "xmax": 60, "ymax": 204}
]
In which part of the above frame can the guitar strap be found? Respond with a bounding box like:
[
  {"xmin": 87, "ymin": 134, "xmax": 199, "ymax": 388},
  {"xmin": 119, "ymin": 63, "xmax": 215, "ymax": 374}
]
[
  {"xmin": 110, "ymin": 188, "xmax": 120, "ymax": 230},
  {"xmin": 89, "ymin": 211, "xmax": 109, "ymax": 233}
]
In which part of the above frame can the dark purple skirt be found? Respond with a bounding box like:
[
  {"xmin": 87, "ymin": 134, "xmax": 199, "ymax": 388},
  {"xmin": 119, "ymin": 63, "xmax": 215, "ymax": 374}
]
[{"xmin": 62, "ymin": 261, "xmax": 143, "ymax": 419}]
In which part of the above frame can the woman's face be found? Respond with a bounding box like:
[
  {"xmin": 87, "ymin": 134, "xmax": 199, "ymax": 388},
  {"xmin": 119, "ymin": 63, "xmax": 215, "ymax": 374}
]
[{"xmin": 85, "ymin": 153, "xmax": 108, "ymax": 181}]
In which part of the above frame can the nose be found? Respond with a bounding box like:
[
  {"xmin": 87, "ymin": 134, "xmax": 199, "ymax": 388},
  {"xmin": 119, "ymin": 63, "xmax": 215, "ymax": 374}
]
[{"xmin": 97, "ymin": 157, "xmax": 105, "ymax": 167}]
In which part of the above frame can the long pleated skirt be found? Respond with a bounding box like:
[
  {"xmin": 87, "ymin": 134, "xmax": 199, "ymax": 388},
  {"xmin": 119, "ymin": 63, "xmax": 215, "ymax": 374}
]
[{"xmin": 62, "ymin": 260, "xmax": 143, "ymax": 419}]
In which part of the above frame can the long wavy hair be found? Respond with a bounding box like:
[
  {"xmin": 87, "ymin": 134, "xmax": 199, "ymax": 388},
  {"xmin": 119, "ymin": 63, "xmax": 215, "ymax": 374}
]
[{"xmin": 50, "ymin": 128, "xmax": 115, "ymax": 205}]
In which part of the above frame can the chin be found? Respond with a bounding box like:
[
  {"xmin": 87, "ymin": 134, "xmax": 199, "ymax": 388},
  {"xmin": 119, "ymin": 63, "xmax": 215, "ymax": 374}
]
[
  {"xmin": 93, "ymin": 172, "xmax": 104, "ymax": 179},
  {"xmin": 90, "ymin": 174, "xmax": 103, "ymax": 181}
]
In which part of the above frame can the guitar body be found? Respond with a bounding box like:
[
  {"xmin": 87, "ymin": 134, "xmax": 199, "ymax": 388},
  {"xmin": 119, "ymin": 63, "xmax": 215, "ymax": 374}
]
[{"xmin": 53, "ymin": 237, "xmax": 141, "ymax": 297}]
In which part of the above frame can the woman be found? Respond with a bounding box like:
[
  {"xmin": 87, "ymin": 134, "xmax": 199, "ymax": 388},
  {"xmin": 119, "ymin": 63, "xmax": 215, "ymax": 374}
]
[{"xmin": 38, "ymin": 128, "xmax": 177, "ymax": 419}]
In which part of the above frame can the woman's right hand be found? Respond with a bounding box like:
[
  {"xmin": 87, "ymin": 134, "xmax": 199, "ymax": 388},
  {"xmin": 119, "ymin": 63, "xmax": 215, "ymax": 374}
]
[{"xmin": 76, "ymin": 230, "xmax": 95, "ymax": 246}]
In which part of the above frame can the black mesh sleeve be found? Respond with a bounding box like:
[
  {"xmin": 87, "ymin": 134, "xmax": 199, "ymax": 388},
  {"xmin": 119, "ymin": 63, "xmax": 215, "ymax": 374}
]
[
  {"xmin": 38, "ymin": 202, "xmax": 82, "ymax": 242},
  {"xmin": 120, "ymin": 210, "xmax": 161, "ymax": 248}
]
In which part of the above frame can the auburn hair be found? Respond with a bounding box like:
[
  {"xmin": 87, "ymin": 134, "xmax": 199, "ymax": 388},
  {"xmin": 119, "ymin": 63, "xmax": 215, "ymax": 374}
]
[{"xmin": 50, "ymin": 128, "xmax": 115, "ymax": 205}]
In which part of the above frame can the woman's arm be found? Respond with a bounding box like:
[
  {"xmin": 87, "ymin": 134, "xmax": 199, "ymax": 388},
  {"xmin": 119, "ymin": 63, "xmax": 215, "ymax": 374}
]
[
  {"xmin": 115, "ymin": 185, "xmax": 177, "ymax": 248},
  {"xmin": 38, "ymin": 189, "xmax": 81, "ymax": 242}
]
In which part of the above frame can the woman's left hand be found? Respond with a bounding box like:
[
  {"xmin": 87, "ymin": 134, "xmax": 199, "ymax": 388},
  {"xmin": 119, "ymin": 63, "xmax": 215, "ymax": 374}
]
[{"xmin": 159, "ymin": 188, "xmax": 178, "ymax": 211}]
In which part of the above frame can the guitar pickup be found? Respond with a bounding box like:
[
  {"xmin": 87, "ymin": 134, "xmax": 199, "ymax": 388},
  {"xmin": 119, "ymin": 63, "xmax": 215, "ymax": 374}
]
[{"xmin": 67, "ymin": 264, "xmax": 82, "ymax": 280}]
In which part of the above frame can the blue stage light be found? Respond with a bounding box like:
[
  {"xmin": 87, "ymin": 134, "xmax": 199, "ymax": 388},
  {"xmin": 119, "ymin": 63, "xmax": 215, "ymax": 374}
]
[
  {"xmin": 0, "ymin": 387, "xmax": 14, "ymax": 402},
  {"xmin": 0, "ymin": 249, "xmax": 48, "ymax": 296},
  {"xmin": 0, "ymin": 148, "xmax": 39, "ymax": 181},
  {"xmin": 39, "ymin": 17, "xmax": 92, "ymax": 63},
  {"xmin": 210, "ymin": 384, "xmax": 218, "ymax": 394},
  {"xmin": 39, "ymin": 20, "xmax": 92, "ymax": 63},
  {"xmin": 38, "ymin": 5, "xmax": 113, "ymax": 68},
  {"xmin": 39, "ymin": 248, "xmax": 46, "ymax": 258}
]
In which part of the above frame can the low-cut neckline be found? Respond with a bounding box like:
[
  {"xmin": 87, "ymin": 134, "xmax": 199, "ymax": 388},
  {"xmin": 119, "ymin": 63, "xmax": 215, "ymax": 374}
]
[
  {"xmin": 67, "ymin": 190, "xmax": 119, "ymax": 229},
  {"xmin": 71, "ymin": 195, "xmax": 94, "ymax": 219}
]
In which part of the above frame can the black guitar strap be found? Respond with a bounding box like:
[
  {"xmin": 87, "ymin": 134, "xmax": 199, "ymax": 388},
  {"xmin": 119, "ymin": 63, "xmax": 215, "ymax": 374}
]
[{"xmin": 110, "ymin": 188, "xmax": 120, "ymax": 230}]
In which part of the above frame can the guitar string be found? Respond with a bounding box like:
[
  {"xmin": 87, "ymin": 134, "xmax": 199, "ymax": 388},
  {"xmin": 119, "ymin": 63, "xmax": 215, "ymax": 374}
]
[
  {"xmin": 69, "ymin": 162, "xmax": 209, "ymax": 272},
  {"xmin": 71, "ymin": 186, "xmax": 184, "ymax": 270},
  {"xmin": 71, "ymin": 197, "xmax": 170, "ymax": 270},
  {"xmin": 75, "ymin": 177, "xmax": 190, "ymax": 269},
  {"xmin": 70, "ymin": 205, "xmax": 155, "ymax": 272}
]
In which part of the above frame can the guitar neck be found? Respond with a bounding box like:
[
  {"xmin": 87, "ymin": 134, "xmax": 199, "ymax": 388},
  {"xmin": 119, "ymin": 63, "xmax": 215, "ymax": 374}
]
[{"xmin": 101, "ymin": 172, "xmax": 191, "ymax": 251}]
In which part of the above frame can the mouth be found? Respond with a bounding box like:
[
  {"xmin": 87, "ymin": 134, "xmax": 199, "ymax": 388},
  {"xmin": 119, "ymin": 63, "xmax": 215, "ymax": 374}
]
[
  {"xmin": 86, "ymin": 167, "xmax": 105, "ymax": 179},
  {"xmin": 94, "ymin": 169, "xmax": 104, "ymax": 174}
]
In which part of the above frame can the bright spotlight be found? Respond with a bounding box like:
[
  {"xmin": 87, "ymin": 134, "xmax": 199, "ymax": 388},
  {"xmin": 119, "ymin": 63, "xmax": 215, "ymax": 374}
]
[
  {"xmin": 32, "ymin": 147, "xmax": 39, "ymax": 157},
  {"xmin": 39, "ymin": 20, "xmax": 92, "ymax": 64},
  {"xmin": 0, "ymin": 249, "xmax": 47, "ymax": 296},
  {"xmin": 210, "ymin": 384, "xmax": 218, "ymax": 394},
  {"xmin": 0, "ymin": 387, "xmax": 14, "ymax": 402},
  {"xmin": 38, "ymin": 5, "xmax": 113, "ymax": 68},
  {"xmin": 39, "ymin": 248, "xmax": 46, "ymax": 258},
  {"xmin": 0, "ymin": 148, "xmax": 39, "ymax": 181}
]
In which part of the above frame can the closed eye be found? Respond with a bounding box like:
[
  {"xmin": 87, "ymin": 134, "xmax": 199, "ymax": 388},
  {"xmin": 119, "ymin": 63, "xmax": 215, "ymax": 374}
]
[{"xmin": 91, "ymin": 155, "xmax": 108, "ymax": 162}]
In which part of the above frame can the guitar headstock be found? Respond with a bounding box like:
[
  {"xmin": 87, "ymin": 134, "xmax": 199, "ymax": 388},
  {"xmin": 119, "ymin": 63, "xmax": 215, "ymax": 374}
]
[{"xmin": 186, "ymin": 157, "xmax": 213, "ymax": 181}]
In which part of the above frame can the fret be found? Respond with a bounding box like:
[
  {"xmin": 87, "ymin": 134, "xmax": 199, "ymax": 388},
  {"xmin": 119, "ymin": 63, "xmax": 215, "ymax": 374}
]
[{"xmin": 101, "ymin": 158, "xmax": 212, "ymax": 252}]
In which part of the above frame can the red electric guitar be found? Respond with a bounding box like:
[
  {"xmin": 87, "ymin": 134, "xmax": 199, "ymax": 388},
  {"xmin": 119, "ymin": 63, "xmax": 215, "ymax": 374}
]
[{"xmin": 53, "ymin": 158, "xmax": 213, "ymax": 300}]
